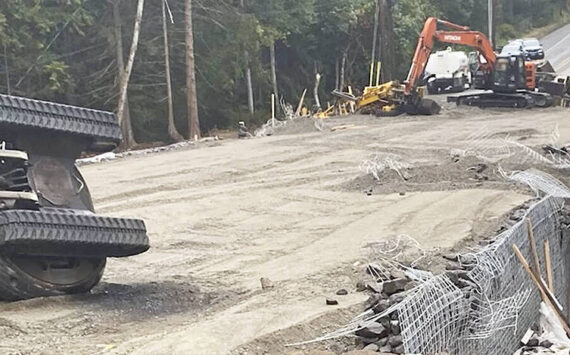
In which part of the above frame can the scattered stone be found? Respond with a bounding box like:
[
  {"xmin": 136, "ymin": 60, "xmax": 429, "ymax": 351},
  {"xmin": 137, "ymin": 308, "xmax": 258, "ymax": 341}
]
[
  {"xmin": 393, "ymin": 344, "xmax": 405, "ymax": 354},
  {"xmin": 326, "ymin": 298, "xmax": 339, "ymax": 306},
  {"xmin": 389, "ymin": 293, "xmax": 405, "ymax": 305},
  {"xmin": 445, "ymin": 270, "xmax": 460, "ymax": 285},
  {"xmin": 459, "ymin": 254, "xmax": 476, "ymax": 265},
  {"xmin": 404, "ymin": 281, "xmax": 419, "ymax": 291},
  {"xmin": 378, "ymin": 316, "xmax": 391, "ymax": 329},
  {"xmin": 390, "ymin": 269, "xmax": 407, "ymax": 280},
  {"xmin": 379, "ymin": 345, "xmax": 392, "ymax": 353},
  {"xmin": 382, "ymin": 279, "xmax": 408, "ymax": 295},
  {"xmin": 539, "ymin": 340, "xmax": 552, "ymax": 348},
  {"xmin": 362, "ymin": 343, "xmax": 379, "ymax": 352},
  {"xmin": 356, "ymin": 281, "xmax": 367, "ymax": 292},
  {"xmin": 390, "ymin": 311, "xmax": 399, "ymax": 320},
  {"xmin": 372, "ymin": 300, "xmax": 391, "ymax": 314},
  {"xmin": 366, "ymin": 282, "xmax": 383, "ymax": 294},
  {"xmin": 510, "ymin": 209, "xmax": 526, "ymax": 221},
  {"xmin": 390, "ymin": 320, "xmax": 401, "ymax": 335},
  {"xmin": 260, "ymin": 277, "xmax": 274, "ymax": 290},
  {"xmin": 399, "ymin": 192, "xmax": 406, "ymax": 196},
  {"xmin": 445, "ymin": 262, "xmax": 459, "ymax": 271},
  {"xmin": 362, "ymin": 337, "xmax": 380, "ymax": 344},
  {"xmin": 375, "ymin": 337, "xmax": 388, "ymax": 347},
  {"xmin": 355, "ymin": 322, "xmax": 388, "ymax": 339},
  {"xmin": 389, "ymin": 335, "xmax": 403, "ymax": 347},
  {"xmin": 336, "ymin": 289, "xmax": 349, "ymax": 296},
  {"xmin": 365, "ymin": 294, "xmax": 384, "ymax": 310},
  {"xmin": 526, "ymin": 338, "xmax": 539, "ymax": 347},
  {"xmin": 442, "ymin": 253, "xmax": 459, "ymax": 261}
]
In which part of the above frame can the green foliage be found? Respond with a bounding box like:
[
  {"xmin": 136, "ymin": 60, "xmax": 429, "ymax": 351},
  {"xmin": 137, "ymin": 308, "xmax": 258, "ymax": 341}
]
[{"xmin": 0, "ymin": 0, "xmax": 567, "ymax": 143}]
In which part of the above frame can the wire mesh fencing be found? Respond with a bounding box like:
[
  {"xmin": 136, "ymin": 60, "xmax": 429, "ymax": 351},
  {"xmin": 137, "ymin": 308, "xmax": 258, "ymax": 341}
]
[{"xmin": 397, "ymin": 195, "xmax": 568, "ymax": 354}]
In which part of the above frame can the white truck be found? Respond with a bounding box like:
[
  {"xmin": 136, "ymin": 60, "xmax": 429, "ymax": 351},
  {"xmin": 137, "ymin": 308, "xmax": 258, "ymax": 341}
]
[{"xmin": 424, "ymin": 47, "xmax": 471, "ymax": 94}]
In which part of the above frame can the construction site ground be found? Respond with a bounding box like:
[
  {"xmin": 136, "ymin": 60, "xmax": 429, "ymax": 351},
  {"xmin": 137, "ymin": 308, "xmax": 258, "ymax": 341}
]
[{"xmin": 0, "ymin": 98, "xmax": 569, "ymax": 354}]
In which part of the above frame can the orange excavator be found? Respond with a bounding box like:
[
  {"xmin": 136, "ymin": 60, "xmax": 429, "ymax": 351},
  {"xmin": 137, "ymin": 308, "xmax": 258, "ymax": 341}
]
[
  {"xmin": 333, "ymin": 17, "xmax": 552, "ymax": 115},
  {"xmin": 406, "ymin": 17, "xmax": 552, "ymax": 108}
]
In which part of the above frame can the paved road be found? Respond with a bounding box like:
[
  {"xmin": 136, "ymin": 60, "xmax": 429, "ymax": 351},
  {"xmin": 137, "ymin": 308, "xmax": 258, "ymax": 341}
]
[{"xmin": 542, "ymin": 22, "xmax": 570, "ymax": 76}]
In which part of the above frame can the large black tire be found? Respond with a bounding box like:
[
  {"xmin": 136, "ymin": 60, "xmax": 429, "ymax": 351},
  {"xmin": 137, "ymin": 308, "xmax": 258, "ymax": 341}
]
[
  {"xmin": 0, "ymin": 254, "xmax": 105, "ymax": 301},
  {"xmin": 0, "ymin": 167, "xmax": 106, "ymax": 301}
]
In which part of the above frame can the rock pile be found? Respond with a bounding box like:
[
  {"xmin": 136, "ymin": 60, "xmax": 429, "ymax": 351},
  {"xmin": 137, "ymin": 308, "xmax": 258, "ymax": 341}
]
[{"xmin": 354, "ymin": 268, "xmax": 419, "ymax": 354}]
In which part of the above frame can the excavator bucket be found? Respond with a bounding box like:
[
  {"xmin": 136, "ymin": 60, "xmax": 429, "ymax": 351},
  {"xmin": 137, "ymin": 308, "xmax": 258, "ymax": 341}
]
[{"xmin": 417, "ymin": 98, "xmax": 441, "ymax": 115}]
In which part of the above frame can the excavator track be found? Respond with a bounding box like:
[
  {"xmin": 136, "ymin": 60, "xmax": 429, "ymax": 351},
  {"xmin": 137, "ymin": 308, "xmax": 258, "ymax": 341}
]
[
  {"xmin": 449, "ymin": 90, "xmax": 553, "ymax": 109},
  {"xmin": 0, "ymin": 94, "xmax": 121, "ymax": 149},
  {"xmin": 0, "ymin": 208, "xmax": 149, "ymax": 257}
]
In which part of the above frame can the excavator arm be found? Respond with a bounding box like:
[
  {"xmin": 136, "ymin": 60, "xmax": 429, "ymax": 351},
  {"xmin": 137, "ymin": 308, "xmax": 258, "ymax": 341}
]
[{"xmin": 405, "ymin": 17, "xmax": 496, "ymax": 95}]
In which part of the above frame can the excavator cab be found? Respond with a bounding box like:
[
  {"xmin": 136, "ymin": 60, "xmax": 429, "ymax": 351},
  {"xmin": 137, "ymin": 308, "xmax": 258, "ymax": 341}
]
[{"xmin": 492, "ymin": 55, "xmax": 528, "ymax": 93}]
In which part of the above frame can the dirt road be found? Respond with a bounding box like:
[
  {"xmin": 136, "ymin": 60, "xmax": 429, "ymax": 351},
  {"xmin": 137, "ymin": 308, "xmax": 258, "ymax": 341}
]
[
  {"xmin": 0, "ymin": 106, "xmax": 568, "ymax": 354},
  {"xmin": 542, "ymin": 22, "xmax": 570, "ymax": 76}
]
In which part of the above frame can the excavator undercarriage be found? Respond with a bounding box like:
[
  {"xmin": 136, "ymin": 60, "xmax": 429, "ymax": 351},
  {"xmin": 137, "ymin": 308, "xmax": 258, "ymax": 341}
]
[{"xmin": 0, "ymin": 94, "xmax": 149, "ymax": 301}]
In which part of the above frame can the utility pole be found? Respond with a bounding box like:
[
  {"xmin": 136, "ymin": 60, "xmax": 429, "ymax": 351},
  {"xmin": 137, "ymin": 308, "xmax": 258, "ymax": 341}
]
[{"xmin": 488, "ymin": 0, "xmax": 494, "ymax": 49}]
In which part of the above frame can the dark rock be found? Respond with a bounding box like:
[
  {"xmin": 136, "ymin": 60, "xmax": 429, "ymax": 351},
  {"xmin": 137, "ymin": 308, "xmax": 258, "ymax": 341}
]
[
  {"xmin": 383, "ymin": 278, "xmax": 408, "ymax": 295},
  {"xmin": 372, "ymin": 300, "xmax": 391, "ymax": 314},
  {"xmin": 442, "ymin": 253, "xmax": 459, "ymax": 261},
  {"xmin": 459, "ymin": 254, "xmax": 476, "ymax": 265},
  {"xmin": 539, "ymin": 340, "xmax": 553, "ymax": 348},
  {"xmin": 445, "ymin": 271, "xmax": 460, "ymax": 285},
  {"xmin": 390, "ymin": 269, "xmax": 407, "ymax": 280},
  {"xmin": 389, "ymin": 293, "xmax": 405, "ymax": 305},
  {"xmin": 390, "ymin": 311, "xmax": 399, "ymax": 320},
  {"xmin": 399, "ymin": 192, "xmax": 406, "ymax": 196},
  {"xmin": 355, "ymin": 322, "xmax": 388, "ymax": 338},
  {"xmin": 404, "ymin": 281, "xmax": 419, "ymax": 291},
  {"xmin": 336, "ymin": 289, "xmax": 349, "ymax": 296},
  {"xmin": 521, "ymin": 346, "xmax": 537, "ymax": 352},
  {"xmin": 375, "ymin": 337, "xmax": 388, "ymax": 347},
  {"xmin": 356, "ymin": 281, "xmax": 367, "ymax": 292},
  {"xmin": 390, "ymin": 320, "xmax": 401, "ymax": 335},
  {"xmin": 393, "ymin": 344, "xmax": 405, "ymax": 354},
  {"xmin": 367, "ymin": 282, "xmax": 383, "ymax": 294},
  {"xmin": 526, "ymin": 338, "xmax": 539, "ymax": 347},
  {"xmin": 389, "ymin": 335, "xmax": 403, "ymax": 347},
  {"xmin": 365, "ymin": 294, "xmax": 384, "ymax": 310},
  {"xmin": 363, "ymin": 343, "xmax": 379, "ymax": 352},
  {"xmin": 445, "ymin": 262, "xmax": 460, "ymax": 270},
  {"xmin": 378, "ymin": 316, "xmax": 391, "ymax": 329},
  {"xmin": 326, "ymin": 298, "xmax": 338, "ymax": 305},
  {"xmin": 362, "ymin": 337, "xmax": 380, "ymax": 344}
]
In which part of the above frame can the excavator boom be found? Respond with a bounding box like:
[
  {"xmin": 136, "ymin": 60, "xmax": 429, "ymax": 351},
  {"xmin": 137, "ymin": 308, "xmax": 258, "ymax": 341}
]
[{"xmin": 405, "ymin": 17, "xmax": 496, "ymax": 94}]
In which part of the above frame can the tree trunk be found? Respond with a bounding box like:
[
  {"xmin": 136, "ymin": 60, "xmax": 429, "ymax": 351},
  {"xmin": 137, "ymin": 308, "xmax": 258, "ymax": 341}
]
[
  {"xmin": 334, "ymin": 57, "xmax": 339, "ymax": 91},
  {"xmin": 241, "ymin": 0, "xmax": 254, "ymax": 115},
  {"xmin": 270, "ymin": 41, "xmax": 279, "ymax": 114},
  {"xmin": 185, "ymin": 0, "xmax": 201, "ymax": 140},
  {"xmin": 314, "ymin": 73, "xmax": 321, "ymax": 110},
  {"xmin": 371, "ymin": 0, "xmax": 380, "ymax": 63},
  {"xmin": 3, "ymin": 43, "xmax": 10, "ymax": 95},
  {"xmin": 340, "ymin": 50, "xmax": 347, "ymax": 92},
  {"xmin": 115, "ymin": 0, "xmax": 144, "ymax": 148},
  {"xmin": 379, "ymin": 0, "xmax": 395, "ymax": 82},
  {"xmin": 245, "ymin": 52, "xmax": 254, "ymax": 115},
  {"xmin": 162, "ymin": 0, "xmax": 184, "ymax": 142}
]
